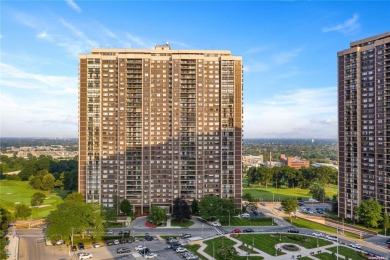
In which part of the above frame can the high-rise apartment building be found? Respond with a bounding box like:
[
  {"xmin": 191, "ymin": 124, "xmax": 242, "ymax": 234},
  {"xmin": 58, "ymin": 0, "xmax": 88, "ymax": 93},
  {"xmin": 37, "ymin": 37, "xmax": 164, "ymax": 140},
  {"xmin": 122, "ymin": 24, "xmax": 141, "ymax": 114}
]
[
  {"xmin": 338, "ymin": 32, "xmax": 390, "ymax": 219},
  {"xmin": 79, "ymin": 44, "xmax": 243, "ymax": 214}
]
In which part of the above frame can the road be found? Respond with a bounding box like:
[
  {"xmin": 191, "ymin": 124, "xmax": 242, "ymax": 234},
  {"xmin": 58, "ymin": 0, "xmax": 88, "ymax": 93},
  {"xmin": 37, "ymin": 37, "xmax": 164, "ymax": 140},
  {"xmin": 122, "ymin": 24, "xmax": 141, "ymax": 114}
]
[{"xmin": 15, "ymin": 210, "xmax": 390, "ymax": 260}]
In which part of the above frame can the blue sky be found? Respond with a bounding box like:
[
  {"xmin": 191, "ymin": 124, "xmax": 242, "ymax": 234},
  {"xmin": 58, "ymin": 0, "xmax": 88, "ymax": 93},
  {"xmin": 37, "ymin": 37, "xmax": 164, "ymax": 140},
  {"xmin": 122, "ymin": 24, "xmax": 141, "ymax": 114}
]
[{"xmin": 1, "ymin": 1, "xmax": 389, "ymax": 139}]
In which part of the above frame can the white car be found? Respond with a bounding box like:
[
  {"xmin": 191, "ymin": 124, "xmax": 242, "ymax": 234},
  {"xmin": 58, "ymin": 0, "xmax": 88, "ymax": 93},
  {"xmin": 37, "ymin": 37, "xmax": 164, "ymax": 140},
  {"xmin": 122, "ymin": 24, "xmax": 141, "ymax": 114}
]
[
  {"xmin": 326, "ymin": 235, "xmax": 338, "ymax": 242},
  {"xmin": 78, "ymin": 252, "xmax": 93, "ymax": 260},
  {"xmin": 312, "ymin": 232, "xmax": 324, "ymax": 237},
  {"xmin": 349, "ymin": 243, "xmax": 362, "ymax": 249},
  {"xmin": 176, "ymin": 247, "xmax": 187, "ymax": 253},
  {"xmin": 240, "ymin": 213, "xmax": 250, "ymax": 218},
  {"xmin": 106, "ymin": 230, "xmax": 114, "ymax": 235},
  {"xmin": 113, "ymin": 239, "xmax": 120, "ymax": 245},
  {"xmin": 145, "ymin": 253, "xmax": 158, "ymax": 259},
  {"xmin": 211, "ymin": 221, "xmax": 221, "ymax": 227},
  {"xmin": 135, "ymin": 245, "xmax": 147, "ymax": 251},
  {"xmin": 54, "ymin": 240, "xmax": 65, "ymax": 245}
]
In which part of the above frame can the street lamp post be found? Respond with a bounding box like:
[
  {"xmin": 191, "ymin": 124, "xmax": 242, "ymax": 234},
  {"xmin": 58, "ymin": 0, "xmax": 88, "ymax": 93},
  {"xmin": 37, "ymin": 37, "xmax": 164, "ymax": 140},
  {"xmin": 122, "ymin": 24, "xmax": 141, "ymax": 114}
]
[
  {"xmin": 228, "ymin": 210, "xmax": 231, "ymax": 226},
  {"xmin": 317, "ymin": 236, "xmax": 319, "ymax": 247},
  {"xmin": 202, "ymin": 224, "xmax": 204, "ymax": 238},
  {"xmin": 336, "ymin": 228, "xmax": 339, "ymax": 260},
  {"xmin": 213, "ymin": 241, "xmax": 215, "ymax": 259}
]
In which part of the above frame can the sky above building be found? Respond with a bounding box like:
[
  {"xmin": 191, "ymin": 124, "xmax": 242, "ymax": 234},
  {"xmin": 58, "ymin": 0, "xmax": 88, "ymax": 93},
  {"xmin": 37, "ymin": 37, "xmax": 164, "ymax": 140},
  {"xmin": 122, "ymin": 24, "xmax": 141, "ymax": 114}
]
[{"xmin": 1, "ymin": 1, "xmax": 389, "ymax": 139}]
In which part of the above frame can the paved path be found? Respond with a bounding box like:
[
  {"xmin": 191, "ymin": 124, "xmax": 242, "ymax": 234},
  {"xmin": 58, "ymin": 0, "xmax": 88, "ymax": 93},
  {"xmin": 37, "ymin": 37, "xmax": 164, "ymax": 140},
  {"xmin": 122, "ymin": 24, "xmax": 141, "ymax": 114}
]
[{"xmin": 196, "ymin": 233, "xmax": 374, "ymax": 260}]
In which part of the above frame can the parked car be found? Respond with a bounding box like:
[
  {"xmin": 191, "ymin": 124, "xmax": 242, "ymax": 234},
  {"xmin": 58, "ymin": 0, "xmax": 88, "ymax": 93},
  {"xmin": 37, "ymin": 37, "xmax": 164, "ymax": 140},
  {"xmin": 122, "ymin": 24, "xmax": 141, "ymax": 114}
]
[
  {"xmin": 240, "ymin": 213, "xmax": 250, "ymax": 218},
  {"xmin": 349, "ymin": 243, "xmax": 362, "ymax": 249},
  {"xmin": 117, "ymin": 247, "xmax": 131, "ymax": 254},
  {"xmin": 145, "ymin": 253, "xmax": 158, "ymax": 259},
  {"xmin": 106, "ymin": 230, "xmax": 114, "ymax": 235},
  {"xmin": 139, "ymin": 248, "xmax": 151, "ymax": 256},
  {"xmin": 211, "ymin": 221, "xmax": 221, "ymax": 227},
  {"xmin": 298, "ymin": 202, "xmax": 305, "ymax": 206},
  {"xmin": 54, "ymin": 240, "xmax": 65, "ymax": 245},
  {"xmin": 326, "ymin": 235, "xmax": 338, "ymax": 242},
  {"xmin": 77, "ymin": 252, "xmax": 93, "ymax": 260},
  {"xmin": 78, "ymin": 243, "xmax": 85, "ymax": 250},
  {"xmin": 176, "ymin": 247, "xmax": 187, "ymax": 253},
  {"xmin": 287, "ymin": 228, "xmax": 299, "ymax": 233},
  {"xmin": 181, "ymin": 234, "xmax": 192, "ymax": 239},
  {"xmin": 71, "ymin": 245, "xmax": 77, "ymax": 251},
  {"xmin": 232, "ymin": 228, "xmax": 241, "ymax": 233},
  {"xmin": 92, "ymin": 242, "xmax": 100, "ymax": 248},
  {"xmin": 386, "ymin": 238, "xmax": 390, "ymax": 244},
  {"xmin": 118, "ymin": 230, "xmax": 130, "ymax": 235},
  {"xmin": 135, "ymin": 245, "xmax": 147, "ymax": 251},
  {"xmin": 145, "ymin": 235, "xmax": 153, "ymax": 241},
  {"xmin": 106, "ymin": 240, "xmax": 114, "ymax": 246},
  {"xmin": 113, "ymin": 239, "xmax": 120, "ymax": 245},
  {"xmin": 312, "ymin": 232, "xmax": 324, "ymax": 237},
  {"xmin": 243, "ymin": 228, "xmax": 254, "ymax": 233}
]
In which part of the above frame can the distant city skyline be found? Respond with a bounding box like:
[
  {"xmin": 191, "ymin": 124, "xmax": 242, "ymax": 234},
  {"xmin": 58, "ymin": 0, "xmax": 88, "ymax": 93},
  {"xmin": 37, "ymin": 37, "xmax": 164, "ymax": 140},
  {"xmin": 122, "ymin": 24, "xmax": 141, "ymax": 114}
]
[{"xmin": 1, "ymin": 1, "xmax": 389, "ymax": 138}]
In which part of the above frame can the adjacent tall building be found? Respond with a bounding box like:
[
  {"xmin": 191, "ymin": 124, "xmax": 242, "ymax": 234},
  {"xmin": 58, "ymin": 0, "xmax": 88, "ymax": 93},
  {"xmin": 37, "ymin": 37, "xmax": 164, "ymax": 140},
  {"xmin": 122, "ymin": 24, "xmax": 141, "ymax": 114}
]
[
  {"xmin": 79, "ymin": 45, "xmax": 243, "ymax": 214},
  {"xmin": 338, "ymin": 32, "xmax": 390, "ymax": 219}
]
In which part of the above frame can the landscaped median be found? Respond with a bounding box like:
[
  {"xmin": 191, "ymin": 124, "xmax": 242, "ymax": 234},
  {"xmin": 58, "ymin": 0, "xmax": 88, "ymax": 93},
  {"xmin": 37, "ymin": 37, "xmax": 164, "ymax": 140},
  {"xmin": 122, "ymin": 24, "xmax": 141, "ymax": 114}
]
[{"xmin": 193, "ymin": 233, "xmax": 333, "ymax": 260}]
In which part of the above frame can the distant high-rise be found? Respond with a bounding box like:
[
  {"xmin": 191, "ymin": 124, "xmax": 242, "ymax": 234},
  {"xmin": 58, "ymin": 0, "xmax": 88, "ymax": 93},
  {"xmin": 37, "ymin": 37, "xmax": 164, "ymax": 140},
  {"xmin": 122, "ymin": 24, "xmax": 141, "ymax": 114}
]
[
  {"xmin": 338, "ymin": 32, "xmax": 390, "ymax": 219},
  {"xmin": 79, "ymin": 45, "xmax": 243, "ymax": 214}
]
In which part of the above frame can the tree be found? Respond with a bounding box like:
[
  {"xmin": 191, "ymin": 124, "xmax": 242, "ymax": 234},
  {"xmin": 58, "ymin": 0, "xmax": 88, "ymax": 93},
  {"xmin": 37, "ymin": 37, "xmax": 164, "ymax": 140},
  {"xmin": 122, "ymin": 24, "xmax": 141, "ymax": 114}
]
[
  {"xmin": 120, "ymin": 199, "xmax": 133, "ymax": 217},
  {"xmin": 383, "ymin": 209, "xmax": 389, "ymax": 236},
  {"xmin": 15, "ymin": 204, "xmax": 32, "ymax": 220},
  {"xmin": 281, "ymin": 198, "xmax": 298, "ymax": 223},
  {"xmin": 41, "ymin": 173, "xmax": 55, "ymax": 191},
  {"xmin": 199, "ymin": 195, "xmax": 235, "ymax": 222},
  {"xmin": 46, "ymin": 200, "xmax": 104, "ymax": 242},
  {"xmin": 331, "ymin": 195, "xmax": 338, "ymax": 214},
  {"xmin": 242, "ymin": 193, "xmax": 255, "ymax": 204},
  {"xmin": 191, "ymin": 199, "xmax": 199, "ymax": 216},
  {"xmin": 65, "ymin": 192, "xmax": 84, "ymax": 202},
  {"xmin": 172, "ymin": 197, "xmax": 191, "ymax": 222},
  {"xmin": 309, "ymin": 183, "xmax": 327, "ymax": 202},
  {"xmin": 31, "ymin": 192, "xmax": 46, "ymax": 208},
  {"xmin": 355, "ymin": 199, "xmax": 383, "ymax": 228},
  {"xmin": 102, "ymin": 206, "xmax": 117, "ymax": 226},
  {"xmin": 148, "ymin": 205, "xmax": 167, "ymax": 226},
  {"xmin": 218, "ymin": 244, "xmax": 238, "ymax": 260},
  {"xmin": 257, "ymin": 167, "xmax": 273, "ymax": 189}
]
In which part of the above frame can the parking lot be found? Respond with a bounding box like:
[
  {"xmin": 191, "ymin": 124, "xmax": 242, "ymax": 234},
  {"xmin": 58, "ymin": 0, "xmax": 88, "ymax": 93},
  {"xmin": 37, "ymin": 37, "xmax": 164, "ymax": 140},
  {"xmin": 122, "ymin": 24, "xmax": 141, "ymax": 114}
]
[{"xmin": 55, "ymin": 237, "xmax": 191, "ymax": 260}]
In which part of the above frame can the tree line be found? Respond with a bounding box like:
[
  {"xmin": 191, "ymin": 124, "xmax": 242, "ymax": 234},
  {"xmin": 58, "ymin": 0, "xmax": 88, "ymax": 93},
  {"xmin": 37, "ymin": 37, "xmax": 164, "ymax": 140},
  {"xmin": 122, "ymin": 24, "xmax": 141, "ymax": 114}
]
[
  {"xmin": 246, "ymin": 165, "xmax": 338, "ymax": 189},
  {"xmin": 0, "ymin": 155, "xmax": 78, "ymax": 192}
]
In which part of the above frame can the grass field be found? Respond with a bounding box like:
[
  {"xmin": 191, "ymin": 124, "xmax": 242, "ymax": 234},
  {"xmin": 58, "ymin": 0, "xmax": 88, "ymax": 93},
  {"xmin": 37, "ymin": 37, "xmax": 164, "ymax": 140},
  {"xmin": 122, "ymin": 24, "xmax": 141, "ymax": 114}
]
[
  {"xmin": 235, "ymin": 233, "xmax": 331, "ymax": 256},
  {"xmin": 171, "ymin": 219, "xmax": 194, "ymax": 227},
  {"xmin": 327, "ymin": 246, "xmax": 367, "ymax": 260},
  {"xmin": 242, "ymin": 185, "xmax": 338, "ymax": 202},
  {"xmin": 287, "ymin": 217, "xmax": 360, "ymax": 239},
  {"xmin": 313, "ymin": 252, "xmax": 335, "ymax": 260},
  {"xmin": 0, "ymin": 180, "xmax": 63, "ymax": 218}
]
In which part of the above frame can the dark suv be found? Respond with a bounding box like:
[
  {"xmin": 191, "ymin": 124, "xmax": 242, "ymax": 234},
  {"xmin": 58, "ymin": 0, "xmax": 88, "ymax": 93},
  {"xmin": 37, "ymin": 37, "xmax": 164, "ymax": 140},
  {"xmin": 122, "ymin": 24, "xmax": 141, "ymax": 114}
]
[
  {"xmin": 287, "ymin": 228, "xmax": 299, "ymax": 233},
  {"xmin": 78, "ymin": 243, "xmax": 85, "ymax": 250}
]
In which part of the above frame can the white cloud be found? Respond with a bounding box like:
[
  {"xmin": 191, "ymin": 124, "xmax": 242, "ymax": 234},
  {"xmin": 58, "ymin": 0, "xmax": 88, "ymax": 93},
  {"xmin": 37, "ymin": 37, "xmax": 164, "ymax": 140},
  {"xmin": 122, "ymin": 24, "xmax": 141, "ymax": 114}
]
[
  {"xmin": 322, "ymin": 14, "xmax": 360, "ymax": 35},
  {"xmin": 0, "ymin": 93, "xmax": 77, "ymax": 138},
  {"xmin": 0, "ymin": 62, "xmax": 77, "ymax": 94},
  {"xmin": 272, "ymin": 47, "xmax": 304, "ymax": 65},
  {"xmin": 244, "ymin": 87, "xmax": 337, "ymax": 139},
  {"xmin": 65, "ymin": 0, "xmax": 81, "ymax": 13}
]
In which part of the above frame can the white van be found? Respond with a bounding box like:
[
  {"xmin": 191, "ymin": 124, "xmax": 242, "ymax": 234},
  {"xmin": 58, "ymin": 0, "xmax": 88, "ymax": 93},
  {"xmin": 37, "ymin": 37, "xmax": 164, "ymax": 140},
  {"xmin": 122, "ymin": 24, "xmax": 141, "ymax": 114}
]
[{"xmin": 240, "ymin": 213, "xmax": 250, "ymax": 218}]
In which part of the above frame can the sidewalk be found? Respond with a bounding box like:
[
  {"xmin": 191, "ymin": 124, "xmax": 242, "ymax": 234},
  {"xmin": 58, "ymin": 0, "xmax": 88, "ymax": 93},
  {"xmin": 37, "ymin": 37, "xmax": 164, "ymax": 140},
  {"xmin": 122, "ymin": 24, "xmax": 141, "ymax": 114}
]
[{"xmin": 6, "ymin": 234, "xmax": 19, "ymax": 260}]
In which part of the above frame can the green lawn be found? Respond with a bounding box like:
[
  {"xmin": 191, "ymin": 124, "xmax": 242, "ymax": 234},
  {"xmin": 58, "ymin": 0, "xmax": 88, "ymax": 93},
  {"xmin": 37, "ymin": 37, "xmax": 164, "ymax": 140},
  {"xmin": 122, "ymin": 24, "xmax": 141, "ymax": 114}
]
[
  {"xmin": 221, "ymin": 217, "xmax": 274, "ymax": 226},
  {"xmin": 186, "ymin": 244, "xmax": 208, "ymax": 260},
  {"xmin": 327, "ymin": 246, "xmax": 367, "ymax": 260},
  {"xmin": 0, "ymin": 180, "xmax": 63, "ymax": 218},
  {"xmin": 204, "ymin": 236, "xmax": 237, "ymax": 259},
  {"xmin": 313, "ymin": 252, "xmax": 335, "ymax": 260},
  {"xmin": 243, "ymin": 185, "xmax": 338, "ymax": 202},
  {"xmin": 171, "ymin": 219, "xmax": 194, "ymax": 227},
  {"xmin": 235, "ymin": 233, "xmax": 332, "ymax": 256},
  {"xmin": 287, "ymin": 217, "xmax": 361, "ymax": 239}
]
